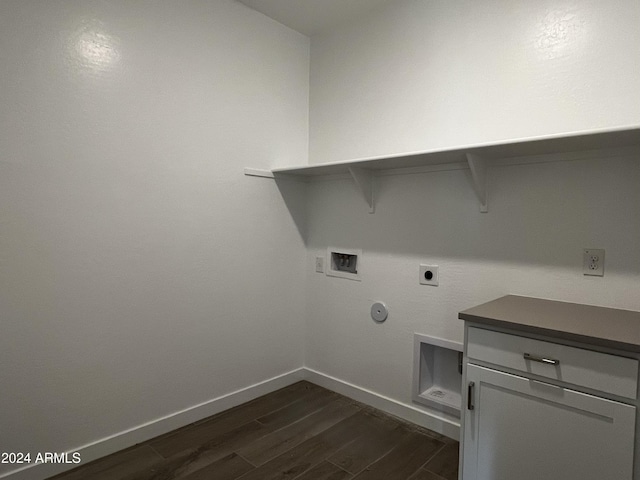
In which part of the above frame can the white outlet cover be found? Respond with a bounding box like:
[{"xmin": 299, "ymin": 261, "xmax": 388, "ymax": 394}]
[
  {"xmin": 315, "ymin": 256, "xmax": 324, "ymax": 273},
  {"xmin": 419, "ymin": 265, "xmax": 439, "ymax": 286},
  {"xmin": 583, "ymin": 249, "xmax": 605, "ymax": 277}
]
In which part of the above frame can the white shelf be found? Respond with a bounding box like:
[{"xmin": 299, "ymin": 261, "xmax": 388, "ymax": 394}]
[
  {"xmin": 246, "ymin": 126, "xmax": 640, "ymax": 212},
  {"xmin": 270, "ymin": 126, "xmax": 640, "ymax": 176}
]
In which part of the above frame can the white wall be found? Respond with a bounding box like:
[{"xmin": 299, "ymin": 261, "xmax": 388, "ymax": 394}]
[
  {"xmin": 0, "ymin": 1, "xmax": 308, "ymax": 476},
  {"xmin": 305, "ymin": 155, "xmax": 640, "ymax": 426},
  {"xmin": 306, "ymin": 0, "xmax": 640, "ymax": 428},
  {"xmin": 3, "ymin": 1, "xmax": 640, "ymax": 472},
  {"xmin": 309, "ymin": 0, "xmax": 640, "ymax": 163}
]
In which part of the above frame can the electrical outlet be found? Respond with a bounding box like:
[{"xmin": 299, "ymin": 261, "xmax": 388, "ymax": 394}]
[
  {"xmin": 583, "ymin": 249, "xmax": 605, "ymax": 276},
  {"xmin": 315, "ymin": 256, "xmax": 324, "ymax": 273},
  {"xmin": 419, "ymin": 265, "xmax": 439, "ymax": 286}
]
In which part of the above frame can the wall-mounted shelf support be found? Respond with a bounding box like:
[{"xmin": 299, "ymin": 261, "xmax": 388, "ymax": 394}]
[
  {"xmin": 466, "ymin": 153, "xmax": 488, "ymax": 212},
  {"xmin": 348, "ymin": 167, "xmax": 375, "ymax": 213},
  {"xmin": 248, "ymin": 127, "xmax": 640, "ymax": 214}
]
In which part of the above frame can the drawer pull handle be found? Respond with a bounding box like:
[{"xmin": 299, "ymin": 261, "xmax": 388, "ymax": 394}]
[
  {"xmin": 524, "ymin": 353, "xmax": 559, "ymax": 365},
  {"xmin": 467, "ymin": 381, "xmax": 475, "ymax": 410}
]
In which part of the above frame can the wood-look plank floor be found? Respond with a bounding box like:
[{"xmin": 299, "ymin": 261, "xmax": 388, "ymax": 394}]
[{"xmin": 49, "ymin": 382, "xmax": 459, "ymax": 480}]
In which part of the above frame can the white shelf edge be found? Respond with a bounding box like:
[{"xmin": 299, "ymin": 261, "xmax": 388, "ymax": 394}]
[
  {"xmin": 270, "ymin": 125, "xmax": 640, "ymax": 176},
  {"xmin": 244, "ymin": 168, "xmax": 274, "ymax": 178},
  {"xmin": 248, "ymin": 126, "xmax": 640, "ymax": 213}
]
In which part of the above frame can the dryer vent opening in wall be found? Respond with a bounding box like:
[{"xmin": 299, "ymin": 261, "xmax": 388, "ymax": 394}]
[{"xmin": 326, "ymin": 247, "xmax": 362, "ymax": 281}]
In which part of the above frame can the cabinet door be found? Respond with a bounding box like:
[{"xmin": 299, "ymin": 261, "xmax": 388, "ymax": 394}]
[{"xmin": 462, "ymin": 364, "xmax": 636, "ymax": 480}]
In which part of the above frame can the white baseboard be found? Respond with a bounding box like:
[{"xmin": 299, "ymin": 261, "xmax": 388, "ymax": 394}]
[
  {"xmin": 302, "ymin": 368, "xmax": 461, "ymax": 441},
  {"xmin": 3, "ymin": 366, "xmax": 458, "ymax": 480},
  {"xmin": 1, "ymin": 368, "xmax": 306, "ymax": 480}
]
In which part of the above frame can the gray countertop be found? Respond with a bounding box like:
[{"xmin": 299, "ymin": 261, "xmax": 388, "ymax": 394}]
[{"xmin": 459, "ymin": 295, "xmax": 640, "ymax": 353}]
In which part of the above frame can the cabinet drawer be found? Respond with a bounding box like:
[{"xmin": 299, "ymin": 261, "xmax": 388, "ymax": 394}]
[{"xmin": 467, "ymin": 327, "xmax": 638, "ymax": 399}]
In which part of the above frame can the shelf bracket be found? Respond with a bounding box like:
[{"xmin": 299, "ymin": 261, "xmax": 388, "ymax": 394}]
[
  {"xmin": 466, "ymin": 153, "xmax": 488, "ymax": 213},
  {"xmin": 348, "ymin": 167, "xmax": 375, "ymax": 213}
]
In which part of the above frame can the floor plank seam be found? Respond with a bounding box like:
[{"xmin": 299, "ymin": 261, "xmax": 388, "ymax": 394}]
[
  {"xmin": 418, "ymin": 443, "xmax": 449, "ymax": 476},
  {"xmin": 289, "ymin": 458, "xmax": 337, "ymax": 480},
  {"xmin": 325, "ymin": 441, "xmax": 374, "ymax": 477},
  {"xmin": 147, "ymin": 444, "xmax": 165, "ymax": 459},
  {"xmin": 257, "ymin": 399, "xmax": 335, "ymax": 431},
  {"xmin": 340, "ymin": 399, "xmax": 451, "ymax": 445},
  {"xmin": 325, "ymin": 458, "xmax": 354, "ymax": 475},
  {"xmin": 241, "ymin": 402, "xmax": 356, "ymax": 466},
  {"xmin": 288, "ymin": 398, "xmax": 340, "ymax": 424},
  {"xmin": 419, "ymin": 468, "xmax": 448, "ymax": 480},
  {"xmin": 233, "ymin": 450, "xmax": 259, "ymax": 468},
  {"xmin": 345, "ymin": 433, "xmax": 406, "ymax": 477}
]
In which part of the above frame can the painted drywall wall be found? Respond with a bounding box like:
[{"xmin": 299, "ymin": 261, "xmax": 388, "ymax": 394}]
[
  {"xmin": 305, "ymin": 154, "xmax": 640, "ymax": 426},
  {"xmin": 309, "ymin": 0, "xmax": 640, "ymax": 163},
  {"xmin": 0, "ymin": 1, "xmax": 308, "ymax": 476},
  {"xmin": 305, "ymin": 0, "xmax": 640, "ymax": 429}
]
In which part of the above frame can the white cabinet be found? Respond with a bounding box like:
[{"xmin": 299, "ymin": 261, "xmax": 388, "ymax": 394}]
[
  {"xmin": 459, "ymin": 295, "xmax": 640, "ymax": 480},
  {"xmin": 463, "ymin": 363, "xmax": 636, "ymax": 480},
  {"xmin": 466, "ymin": 327, "xmax": 639, "ymax": 399},
  {"xmin": 460, "ymin": 324, "xmax": 639, "ymax": 480}
]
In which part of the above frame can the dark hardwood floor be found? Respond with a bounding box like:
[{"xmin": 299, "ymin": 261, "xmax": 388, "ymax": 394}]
[{"xmin": 49, "ymin": 381, "xmax": 459, "ymax": 480}]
